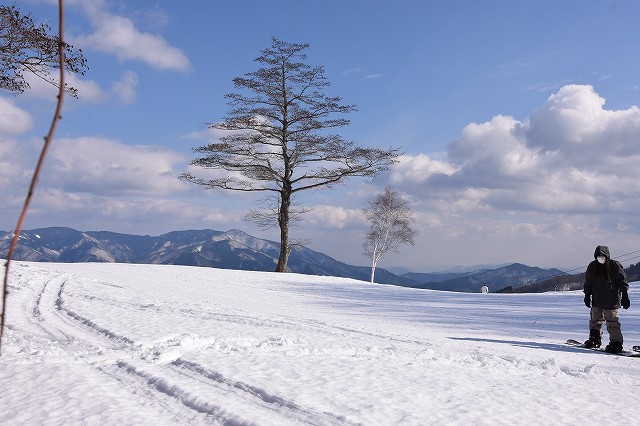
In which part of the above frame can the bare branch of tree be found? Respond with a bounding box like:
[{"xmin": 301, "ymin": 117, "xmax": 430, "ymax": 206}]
[
  {"xmin": 244, "ymin": 194, "xmax": 312, "ymax": 230},
  {"xmin": 1, "ymin": 0, "xmax": 67, "ymax": 355},
  {"xmin": 0, "ymin": 3, "xmax": 86, "ymax": 97}
]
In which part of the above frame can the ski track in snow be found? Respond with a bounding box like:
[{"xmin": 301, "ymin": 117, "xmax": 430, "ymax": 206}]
[
  {"xmin": 7, "ymin": 267, "xmax": 354, "ymax": 425},
  {"xmin": 1, "ymin": 261, "xmax": 640, "ymax": 425}
]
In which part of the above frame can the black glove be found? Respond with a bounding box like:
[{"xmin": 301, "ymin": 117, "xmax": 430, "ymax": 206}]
[
  {"xmin": 584, "ymin": 294, "xmax": 591, "ymax": 308},
  {"xmin": 622, "ymin": 291, "xmax": 630, "ymax": 310}
]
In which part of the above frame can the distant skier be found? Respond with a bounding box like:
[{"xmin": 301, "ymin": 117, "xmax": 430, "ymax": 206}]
[
  {"xmin": 481, "ymin": 283, "xmax": 489, "ymax": 294},
  {"xmin": 583, "ymin": 245, "xmax": 630, "ymax": 353}
]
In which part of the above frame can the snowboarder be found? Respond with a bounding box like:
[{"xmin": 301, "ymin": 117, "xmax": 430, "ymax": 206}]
[
  {"xmin": 583, "ymin": 245, "xmax": 630, "ymax": 353},
  {"xmin": 481, "ymin": 283, "xmax": 489, "ymax": 294}
]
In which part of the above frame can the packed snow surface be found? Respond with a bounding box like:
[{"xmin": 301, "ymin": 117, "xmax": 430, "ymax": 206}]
[{"xmin": 1, "ymin": 261, "xmax": 639, "ymax": 425}]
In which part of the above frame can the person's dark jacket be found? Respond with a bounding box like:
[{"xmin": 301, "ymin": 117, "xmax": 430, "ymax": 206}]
[{"xmin": 584, "ymin": 245, "xmax": 629, "ymax": 309}]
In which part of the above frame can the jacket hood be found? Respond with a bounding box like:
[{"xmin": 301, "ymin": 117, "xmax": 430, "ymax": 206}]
[{"xmin": 594, "ymin": 245, "xmax": 610, "ymax": 259}]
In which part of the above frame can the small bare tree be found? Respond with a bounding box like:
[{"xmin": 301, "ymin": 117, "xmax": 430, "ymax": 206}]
[
  {"xmin": 0, "ymin": 4, "xmax": 87, "ymax": 97},
  {"xmin": 363, "ymin": 186, "xmax": 417, "ymax": 283},
  {"xmin": 181, "ymin": 38, "xmax": 399, "ymax": 272}
]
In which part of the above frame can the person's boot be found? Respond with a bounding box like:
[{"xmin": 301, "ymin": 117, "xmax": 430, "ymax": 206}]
[
  {"xmin": 605, "ymin": 341, "xmax": 623, "ymax": 354},
  {"xmin": 584, "ymin": 329, "xmax": 602, "ymax": 348}
]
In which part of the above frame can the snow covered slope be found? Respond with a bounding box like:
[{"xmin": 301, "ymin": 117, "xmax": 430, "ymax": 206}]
[{"xmin": 1, "ymin": 261, "xmax": 639, "ymax": 425}]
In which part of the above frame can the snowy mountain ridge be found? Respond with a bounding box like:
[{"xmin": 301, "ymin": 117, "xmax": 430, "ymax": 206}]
[
  {"xmin": 0, "ymin": 227, "xmax": 414, "ymax": 286},
  {"xmin": 0, "ymin": 227, "xmax": 567, "ymax": 291}
]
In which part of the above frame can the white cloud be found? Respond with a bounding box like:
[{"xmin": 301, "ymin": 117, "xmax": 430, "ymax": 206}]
[
  {"xmin": 0, "ymin": 131, "xmax": 241, "ymax": 235},
  {"xmin": 0, "ymin": 98, "xmax": 34, "ymax": 134},
  {"xmin": 45, "ymin": 137, "xmax": 189, "ymax": 196},
  {"xmin": 22, "ymin": 71, "xmax": 107, "ymax": 103},
  {"xmin": 393, "ymin": 85, "xmax": 640, "ymax": 219},
  {"xmin": 390, "ymin": 154, "xmax": 457, "ymax": 185},
  {"xmin": 23, "ymin": 189, "xmax": 243, "ymax": 235},
  {"xmin": 73, "ymin": 2, "xmax": 191, "ymax": 72},
  {"xmin": 22, "ymin": 70, "xmax": 144, "ymax": 105},
  {"xmin": 68, "ymin": 74, "xmax": 107, "ymax": 103},
  {"xmin": 306, "ymin": 205, "xmax": 364, "ymax": 229},
  {"xmin": 523, "ymin": 85, "xmax": 610, "ymax": 151},
  {"xmin": 0, "ymin": 138, "xmax": 31, "ymax": 190}
]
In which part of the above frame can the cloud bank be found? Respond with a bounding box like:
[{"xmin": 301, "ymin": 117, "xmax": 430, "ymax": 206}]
[
  {"xmin": 45, "ymin": 137, "xmax": 188, "ymax": 196},
  {"xmin": 392, "ymin": 85, "xmax": 640, "ymax": 219}
]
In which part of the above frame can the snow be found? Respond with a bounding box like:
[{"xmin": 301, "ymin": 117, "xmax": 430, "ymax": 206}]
[{"xmin": 1, "ymin": 261, "xmax": 639, "ymax": 425}]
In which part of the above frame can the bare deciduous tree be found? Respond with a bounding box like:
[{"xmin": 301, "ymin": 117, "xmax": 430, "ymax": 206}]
[
  {"xmin": 181, "ymin": 38, "xmax": 399, "ymax": 272},
  {"xmin": 0, "ymin": 4, "xmax": 87, "ymax": 97},
  {"xmin": 363, "ymin": 186, "xmax": 417, "ymax": 283}
]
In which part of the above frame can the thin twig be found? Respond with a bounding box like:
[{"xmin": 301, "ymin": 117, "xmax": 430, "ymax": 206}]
[{"xmin": 0, "ymin": 0, "xmax": 66, "ymax": 355}]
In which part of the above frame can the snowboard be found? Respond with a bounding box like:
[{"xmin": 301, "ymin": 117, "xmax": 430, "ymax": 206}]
[{"xmin": 566, "ymin": 339, "xmax": 640, "ymax": 357}]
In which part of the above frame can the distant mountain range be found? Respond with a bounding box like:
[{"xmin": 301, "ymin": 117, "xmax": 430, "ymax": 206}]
[
  {"xmin": 0, "ymin": 227, "xmax": 414, "ymax": 286},
  {"xmin": 401, "ymin": 264, "xmax": 565, "ymax": 292},
  {"xmin": 0, "ymin": 227, "xmax": 565, "ymax": 292}
]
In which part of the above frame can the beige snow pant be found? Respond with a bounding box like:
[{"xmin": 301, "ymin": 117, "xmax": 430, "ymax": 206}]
[{"xmin": 589, "ymin": 307, "xmax": 623, "ymax": 344}]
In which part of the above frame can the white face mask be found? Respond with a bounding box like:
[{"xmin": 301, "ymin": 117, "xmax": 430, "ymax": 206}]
[{"xmin": 597, "ymin": 255, "xmax": 606, "ymax": 264}]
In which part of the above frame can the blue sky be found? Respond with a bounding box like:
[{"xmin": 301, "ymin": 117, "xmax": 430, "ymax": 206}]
[{"xmin": 2, "ymin": 0, "xmax": 640, "ymax": 271}]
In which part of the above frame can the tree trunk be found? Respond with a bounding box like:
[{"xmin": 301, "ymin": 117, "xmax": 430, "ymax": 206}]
[
  {"xmin": 370, "ymin": 246, "xmax": 378, "ymax": 283},
  {"xmin": 275, "ymin": 190, "xmax": 291, "ymax": 272}
]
